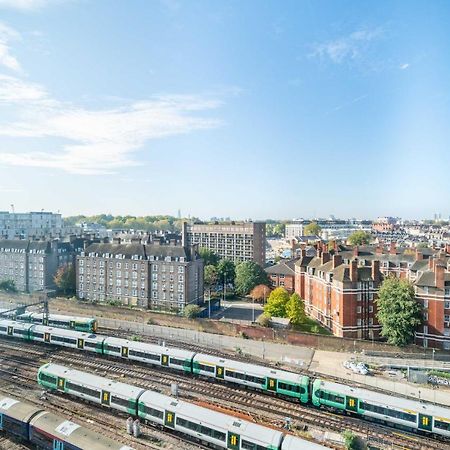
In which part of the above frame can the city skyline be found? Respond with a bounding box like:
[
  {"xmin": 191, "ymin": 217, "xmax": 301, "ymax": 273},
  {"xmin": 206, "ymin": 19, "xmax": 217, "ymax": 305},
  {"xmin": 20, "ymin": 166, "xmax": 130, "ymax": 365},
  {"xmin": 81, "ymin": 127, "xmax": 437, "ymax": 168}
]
[{"xmin": 0, "ymin": 0, "xmax": 449, "ymax": 219}]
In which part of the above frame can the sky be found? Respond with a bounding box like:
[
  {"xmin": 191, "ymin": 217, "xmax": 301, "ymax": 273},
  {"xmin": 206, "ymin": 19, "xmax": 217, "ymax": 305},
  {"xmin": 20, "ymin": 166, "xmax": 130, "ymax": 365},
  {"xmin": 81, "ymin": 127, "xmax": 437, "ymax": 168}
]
[{"xmin": 0, "ymin": 0, "xmax": 449, "ymax": 220}]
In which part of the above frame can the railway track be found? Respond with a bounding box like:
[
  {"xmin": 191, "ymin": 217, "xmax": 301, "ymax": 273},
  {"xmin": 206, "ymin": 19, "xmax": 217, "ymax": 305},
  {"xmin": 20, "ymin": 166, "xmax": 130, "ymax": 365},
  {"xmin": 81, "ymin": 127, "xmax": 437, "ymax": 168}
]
[{"xmin": 2, "ymin": 338, "xmax": 449, "ymax": 450}]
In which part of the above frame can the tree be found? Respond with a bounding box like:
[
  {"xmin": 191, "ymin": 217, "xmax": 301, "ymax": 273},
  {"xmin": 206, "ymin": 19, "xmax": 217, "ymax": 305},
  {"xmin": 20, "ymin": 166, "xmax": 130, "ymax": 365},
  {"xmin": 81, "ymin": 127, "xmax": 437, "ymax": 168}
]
[
  {"xmin": 250, "ymin": 284, "xmax": 272, "ymax": 303},
  {"xmin": 342, "ymin": 430, "xmax": 359, "ymax": 450},
  {"xmin": 257, "ymin": 313, "xmax": 271, "ymax": 327},
  {"xmin": 376, "ymin": 277, "xmax": 422, "ymax": 346},
  {"xmin": 0, "ymin": 279, "xmax": 17, "ymax": 293},
  {"xmin": 286, "ymin": 292, "xmax": 305, "ymax": 324},
  {"xmin": 348, "ymin": 230, "xmax": 372, "ymax": 246},
  {"xmin": 183, "ymin": 304, "xmax": 202, "ymax": 318},
  {"xmin": 264, "ymin": 287, "xmax": 290, "ymax": 317},
  {"xmin": 204, "ymin": 265, "xmax": 218, "ymax": 297},
  {"xmin": 304, "ymin": 221, "xmax": 321, "ymax": 236},
  {"xmin": 217, "ymin": 259, "xmax": 236, "ymax": 287},
  {"xmin": 234, "ymin": 261, "xmax": 268, "ymax": 296},
  {"xmin": 54, "ymin": 264, "xmax": 76, "ymax": 295},
  {"xmin": 199, "ymin": 248, "xmax": 219, "ymax": 266}
]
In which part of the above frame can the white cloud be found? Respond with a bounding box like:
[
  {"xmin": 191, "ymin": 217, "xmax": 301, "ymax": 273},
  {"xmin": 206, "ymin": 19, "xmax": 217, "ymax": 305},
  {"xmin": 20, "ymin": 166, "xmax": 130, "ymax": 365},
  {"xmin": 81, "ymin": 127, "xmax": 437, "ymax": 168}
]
[
  {"xmin": 0, "ymin": 79, "xmax": 223, "ymax": 175},
  {"xmin": 400, "ymin": 63, "xmax": 410, "ymax": 70},
  {"xmin": 0, "ymin": 22, "xmax": 21, "ymax": 72},
  {"xmin": 311, "ymin": 28, "xmax": 383, "ymax": 64},
  {"xmin": 0, "ymin": 186, "xmax": 22, "ymax": 192},
  {"xmin": 0, "ymin": 74, "xmax": 48, "ymax": 102}
]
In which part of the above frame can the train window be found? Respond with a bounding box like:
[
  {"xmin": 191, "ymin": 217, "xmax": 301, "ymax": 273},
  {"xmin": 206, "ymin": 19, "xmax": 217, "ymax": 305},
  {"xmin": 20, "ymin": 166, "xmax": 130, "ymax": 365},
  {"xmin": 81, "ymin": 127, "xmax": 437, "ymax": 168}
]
[
  {"xmin": 13, "ymin": 329, "xmax": 27, "ymax": 335},
  {"xmin": 196, "ymin": 363, "xmax": 215, "ymax": 373},
  {"xmin": 111, "ymin": 396, "xmax": 131, "ymax": 408},
  {"xmin": 106, "ymin": 345, "xmax": 121, "ymax": 353},
  {"xmin": 359, "ymin": 401, "xmax": 416, "ymax": 423},
  {"xmin": 176, "ymin": 418, "xmax": 226, "ymax": 441},
  {"xmin": 0, "ymin": 326, "xmax": 6, "ymax": 332},
  {"xmin": 226, "ymin": 370, "xmax": 264, "ymax": 384},
  {"xmin": 31, "ymin": 429, "xmax": 54, "ymax": 447},
  {"xmin": 316, "ymin": 390, "xmax": 345, "ymax": 405},
  {"xmin": 169, "ymin": 357, "xmax": 185, "ymax": 366},
  {"xmin": 84, "ymin": 341, "xmax": 98, "ymax": 348},
  {"xmin": 66, "ymin": 381, "xmax": 100, "ymax": 399},
  {"xmin": 278, "ymin": 382, "xmax": 305, "ymax": 394},
  {"xmin": 139, "ymin": 404, "xmax": 164, "ymax": 419},
  {"xmin": 51, "ymin": 336, "xmax": 77, "ymax": 345},
  {"xmin": 242, "ymin": 440, "xmax": 267, "ymax": 450},
  {"xmin": 129, "ymin": 350, "xmax": 160, "ymax": 361},
  {"xmin": 434, "ymin": 419, "xmax": 450, "ymax": 431},
  {"xmin": 39, "ymin": 372, "xmax": 57, "ymax": 385},
  {"xmin": 31, "ymin": 332, "xmax": 44, "ymax": 339}
]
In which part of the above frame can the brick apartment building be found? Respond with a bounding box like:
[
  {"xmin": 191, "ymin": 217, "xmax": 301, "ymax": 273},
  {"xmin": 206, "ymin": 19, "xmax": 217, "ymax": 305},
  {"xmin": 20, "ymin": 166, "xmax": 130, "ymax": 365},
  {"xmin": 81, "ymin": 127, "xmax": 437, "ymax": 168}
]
[
  {"xmin": 182, "ymin": 221, "xmax": 266, "ymax": 266},
  {"xmin": 76, "ymin": 238, "xmax": 203, "ymax": 312},
  {"xmin": 265, "ymin": 259, "xmax": 297, "ymax": 293},
  {"xmin": 0, "ymin": 240, "xmax": 59, "ymax": 292}
]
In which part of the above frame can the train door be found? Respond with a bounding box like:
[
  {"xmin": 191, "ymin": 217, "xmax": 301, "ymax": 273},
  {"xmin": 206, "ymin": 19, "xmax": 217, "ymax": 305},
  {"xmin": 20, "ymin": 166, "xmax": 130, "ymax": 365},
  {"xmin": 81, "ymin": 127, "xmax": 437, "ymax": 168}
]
[
  {"xmin": 267, "ymin": 378, "xmax": 277, "ymax": 392},
  {"xmin": 216, "ymin": 366, "xmax": 224, "ymax": 379},
  {"xmin": 44, "ymin": 332, "xmax": 51, "ymax": 343},
  {"xmin": 101, "ymin": 391, "xmax": 110, "ymax": 406},
  {"xmin": 77, "ymin": 338, "xmax": 84, "ymax": 349},
  {"xmin": 164, "ymin": 410, "xmax": 175, "ymax": 428},
  {"xmin": 53, "ymin": 439, "xmax": 64, "ymax": 450},
  {"xmin": 57, "ymin": 378, "xmax": 65, "ymax": 391},
  {"xmin": 43, "ymin": 318, "xmax": 48, "ymax": 326},
  {"xmin": 227, "ymin": 432, "xmax": 240, "ymax": 450},
  {"xmin": 7, "ymin": 326, "xmax": 13, "ymax": 336},
  {"xmin": 161, "ymin": 354, "xmax": 169, "ymax": 366},
  {"xmin": 418, "ymin": 414, "xmax": 433, "ymax": 432},
  {"xmin": 70, "ymin": 321, "xmax": 75, "ymax": 330},
  {"xmin": 121, "ymin": 346, "xmax": 129, "ymax": 358},
  {"xmin": 0, "ymin": 412, "xmax": 3, "ymax": 430},
  {"xmin": 346, "ymin": 396, "xmax": 358, "ymax": 413}
]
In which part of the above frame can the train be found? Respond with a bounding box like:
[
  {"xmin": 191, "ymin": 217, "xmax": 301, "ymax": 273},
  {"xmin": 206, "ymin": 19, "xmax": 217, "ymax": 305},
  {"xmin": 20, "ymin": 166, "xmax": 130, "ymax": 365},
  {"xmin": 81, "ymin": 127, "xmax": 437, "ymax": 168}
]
[
  {"xmin": 1, "ymin": 318, "xmax": 450, "ymax": 440},
  {"xmin": 0, "ymin": 309, "xmax": 98, "ymax": 333},
  {"xmin": 0, "ymin": 393, "xmax": 134, "ymax": 450},
  {"xmin": 37, "ymin": 363, "xmax": 328, "ymax": 450}
]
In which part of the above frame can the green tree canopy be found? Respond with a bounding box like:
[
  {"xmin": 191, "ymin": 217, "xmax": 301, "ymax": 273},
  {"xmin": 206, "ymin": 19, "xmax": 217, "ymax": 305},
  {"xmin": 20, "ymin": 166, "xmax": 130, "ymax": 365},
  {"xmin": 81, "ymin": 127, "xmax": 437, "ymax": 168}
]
[
  {"xmin": 0, "ymin": 279, "xmax": 17, "ymax": 293},
  {"xmin": 234, "ymin": 261, "xmax": 268, "ymax": 296},
  {"xmin": 204, "ymin": 265, "xmax": 218, "ymax": 296},
  {"xmin": 286, "ymin": 292, "xmax": 305, "ymax": 324},
  {"xmin": 266, "ymin": 223, "xmax": 285, "ymax": 237},
  {"xmin": 199, "ymin": 248, "xmax": 219, "ymax": 266},
  {"xmin": 304, "ymin": 221, "xmax": 321, "ymax": 236},
  {"xmin": 264, "ymin": 287, "xmax": 290, "ymax": 317},
  {"xmin": 183, "ymin": 304, "xmax": 202, "ymax": 318},
  {"xmin": 54, "ymin": 264, "xmax": 76, "ymax": 295},
  {"xmin": 348, "ymin": 230, "xmax": 372, "ymax": 246},
  {"xmin": 376, "ymin": 277, "xmax": 422, "ymax": 346},
  {"xmin": 217, "ymin": 259, "xmax": 236, "ymax": 286}
]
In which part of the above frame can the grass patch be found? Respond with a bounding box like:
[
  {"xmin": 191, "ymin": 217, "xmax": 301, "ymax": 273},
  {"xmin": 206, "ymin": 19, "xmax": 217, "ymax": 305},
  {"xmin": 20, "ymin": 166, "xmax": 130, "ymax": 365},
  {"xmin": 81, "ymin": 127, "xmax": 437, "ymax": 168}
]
[{"xmin": 291, "ymin": 317, "xmax": 332, "ymax": 335}]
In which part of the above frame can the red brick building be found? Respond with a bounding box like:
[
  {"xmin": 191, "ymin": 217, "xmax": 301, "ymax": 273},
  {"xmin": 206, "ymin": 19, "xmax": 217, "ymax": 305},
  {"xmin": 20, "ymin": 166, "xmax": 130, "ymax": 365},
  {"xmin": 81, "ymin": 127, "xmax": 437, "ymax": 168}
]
[{"xmin": 265, "ymin": 259, "xmax": 297, "ymax": 293}]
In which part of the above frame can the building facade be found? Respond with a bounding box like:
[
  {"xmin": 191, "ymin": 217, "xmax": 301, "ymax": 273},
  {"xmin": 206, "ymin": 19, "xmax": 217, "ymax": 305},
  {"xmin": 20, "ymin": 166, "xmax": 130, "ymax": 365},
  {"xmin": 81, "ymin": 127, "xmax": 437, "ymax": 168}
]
[
  {"xmin": 0, "ymin": 240, "xmax": 59, "ymax": 292},
  {"xmin": 0, "ymin": 211, "xmax": 63, "ymax": 239},
  {"xmin": 182, "ymin": 221, "xmax": 266, "ymax": 266},
  {"xmin": 76, "ymin": 238, "xmax": 203, "ymax": 312},
  {"xmin": 265, "ymin": 259, "xmax": 297, "ymax": 293}
]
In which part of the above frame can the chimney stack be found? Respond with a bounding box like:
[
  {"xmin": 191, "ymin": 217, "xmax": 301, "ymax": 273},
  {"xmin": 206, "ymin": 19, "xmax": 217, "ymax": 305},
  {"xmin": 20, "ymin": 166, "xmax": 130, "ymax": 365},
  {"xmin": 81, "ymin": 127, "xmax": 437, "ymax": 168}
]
[
  {"xmin": 316, "ymin": 246, "xmax": 322, "ymax": 258},
  {"xmin": 428, "ymin": 256, "xmax": 435, "ymax": 271},
  {"xmin": 321, "ymin": 251, "xmax": 330, "ymax": 265},
  {"xmin": 332, "ymin": 254, "xmax": 342, "ymax": 269},
  {"xmin": 372, "ymin": 260, "xmax": 380, "ymax": 283},
  {"xmin": 376, "ymin": 245, "xmax": 383, "ymax": 256},
  {"xmin": 415, "ymin": 250, "xmax": 423, "ymax": 261},
  {"xmin": 300, "ymin": 248, "xmax": 306, "ymax": 258},
  {"xmin": 389, "ymin": 242, "xmax": 396, "ymax": 255},
  {"xmin": 435, "ymin": 263, "xmax": 445, "ymax": 290},
  {"xmin": 350, "ymin": 259, "xmax": 358, "ymax": 282},
  {"xmin": 353, "ymin": 246, "xmax": 359, "ymax": 257}
]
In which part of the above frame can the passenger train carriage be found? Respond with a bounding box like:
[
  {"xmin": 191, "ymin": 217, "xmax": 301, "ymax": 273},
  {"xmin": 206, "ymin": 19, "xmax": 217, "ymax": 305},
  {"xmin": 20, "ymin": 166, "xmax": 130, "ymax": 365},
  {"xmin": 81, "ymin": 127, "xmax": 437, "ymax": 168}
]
[
  {"xmin": 17, "ymin": 312, "xmax": 98, "ymax": 333},
  {"xmin": 312, "ymin": 379, "xmax": 450, "ymax": 437},
  {"xmin": 38, "ymin": 364, "xmax": 329, "ymax": 450},
  {"xmin": 0, "ymin": 394, "xmax": 134, "ymax": 450},
  {"xmin": 193, "ymin": 354, "xmax": 310, "ymax": 403}
]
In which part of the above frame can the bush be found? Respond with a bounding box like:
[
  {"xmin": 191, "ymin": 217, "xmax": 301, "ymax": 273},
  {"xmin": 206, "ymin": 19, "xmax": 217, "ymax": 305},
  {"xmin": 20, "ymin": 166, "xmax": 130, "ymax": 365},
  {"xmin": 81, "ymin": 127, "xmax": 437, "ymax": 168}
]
[
  {"xmin": 183, "ymin": 304, "xmax": 201, "ymax": 319},
  {"xmin": 0, "ymin": 279, "xmax": 17, "ymax": 293},
  {"xmin": 257, "ymin": 313, "xmax": 271, "ymax": 327}
]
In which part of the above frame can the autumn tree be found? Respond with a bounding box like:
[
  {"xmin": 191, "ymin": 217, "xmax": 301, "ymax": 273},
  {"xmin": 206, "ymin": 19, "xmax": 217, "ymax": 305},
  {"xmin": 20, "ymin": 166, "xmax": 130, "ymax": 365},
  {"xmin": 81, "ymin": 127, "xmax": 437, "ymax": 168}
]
[
  {"xmin": 264, "ymin": 287, "xmax": 290, "ymax": 317},
  {"xmin": 54, "ymin": 264, "xmax": 76, "ymax": 295},
  {"xmin": 286, "ymin": 292, "xmax": 305, "ymax": 324},
  {"xmin": 249, "ymin": 284, "xmax": 272, "ymax": 303}
]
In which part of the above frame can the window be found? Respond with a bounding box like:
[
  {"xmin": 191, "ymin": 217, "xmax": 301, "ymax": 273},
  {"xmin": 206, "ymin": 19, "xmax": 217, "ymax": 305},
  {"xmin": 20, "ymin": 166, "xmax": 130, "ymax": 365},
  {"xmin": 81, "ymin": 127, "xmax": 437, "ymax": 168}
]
[
  {"xmin": 225, "ymin": 369, "xmax": 264, "ymax": 385},
  {"xmin": 178, "ymin": 266, "xmax": 184, "ymax": 273},
  {"xmin": 242, "ymin": 440, "xmax": 268, "ymax": 450},
  {"xmin": 369, "ymin": 305, "xmax": 373, "ymax": 313},
  {"xmin": 434, "ymin": 420, "xmax": 450, "ymax": 432},
  {"xmin": 66, "ymin": 381, "xmax": 100, "ymax": 399},
  {"xmin": 357, "ymin": 306, "xmax": 362, "ymax": 313},
  {"xmin": 316, "ymin": 390, "xmax": 345, "ymax": 404},
  {"xmin": 111, "ymin": 396, "xmax": 131, "ymax": 408},
  {"xmin": 278, "ymin": 382, "xmax": 305, "ymax": 394},
  {"xmin": 176, "ymin": 417, "xmax": 225, "ymax": 441},
  {"xmin": 445, "ymin": 301, "xmax": 450, "ymax": 309},
  {"xmin": 359, "ymin": 401, "xmax": 416, "ymax": 422},
  {"xmin": 139, "ymin": 404, "xmax": 164, "ymax": 419},
  {"xmin": 129, "ymin": 349, "xmax": 160, "ymax": 361},
  {"xmin": 196, "ymin": 363, "xmax": 214, "ymax": 373},
  {"xmin": 39, "ymin": 372, "xmax": 56, "ymax": 385}
]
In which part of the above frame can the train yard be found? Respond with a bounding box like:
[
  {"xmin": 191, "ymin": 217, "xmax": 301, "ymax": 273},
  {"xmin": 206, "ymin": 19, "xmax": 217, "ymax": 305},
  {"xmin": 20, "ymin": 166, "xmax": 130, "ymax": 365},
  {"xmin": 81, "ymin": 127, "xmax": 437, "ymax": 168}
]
[{"xmin": 1, "ymin": 326, "xmax": 450, "ymax": 450}]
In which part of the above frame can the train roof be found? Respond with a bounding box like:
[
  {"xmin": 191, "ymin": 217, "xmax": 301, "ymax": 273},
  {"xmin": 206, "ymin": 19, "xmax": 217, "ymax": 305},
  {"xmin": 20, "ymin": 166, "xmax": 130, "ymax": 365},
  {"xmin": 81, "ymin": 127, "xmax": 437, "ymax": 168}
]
[
  {"xmin": 0, "ymin": 395, "xmax": 43, "ymax": 423},
  {"xmin": 0, "ymin": 319, "xmax": 33, "ymax": 330},
  {"xmin": 139, "ymin": 390, "xmax": 284, "ymax": 447},
  {"xmin": 281, "ymin": 435, "xmax": 329, "ymax": 449},
  {"xmin": 193, "ymin": 353, "xmax": 306, "ymax": 383},
  {"xmin": 30, "ymin": 312, "xmax": 96, "ymax": 322},
  {"xmin": 314, "ymin": 379, "xmax": 450, "ymax": 420},
  {"xmin": 32, "ymin": 325, "xmax": 103, "ymax": 341},
  {"xmin": 103, "ymin": 336, "xmax": 196, "ymax": 359},
  {"xmin": 39, "ymin": 364, "xmax": 145, "ymax": 398},
  {"xmin": 29, "ymin": 411, "xmax": 134, "ymax": 450}
]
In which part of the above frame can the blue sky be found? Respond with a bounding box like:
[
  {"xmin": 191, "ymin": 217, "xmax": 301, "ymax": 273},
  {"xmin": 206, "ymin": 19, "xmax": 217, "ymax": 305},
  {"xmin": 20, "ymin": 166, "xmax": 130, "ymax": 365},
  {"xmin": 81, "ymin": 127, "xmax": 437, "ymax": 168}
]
[{"xmin": 0, "ymin": 0, "xmax": 449, "ymax": 220}]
